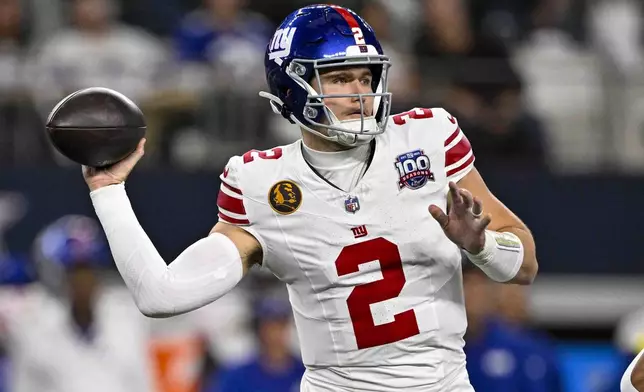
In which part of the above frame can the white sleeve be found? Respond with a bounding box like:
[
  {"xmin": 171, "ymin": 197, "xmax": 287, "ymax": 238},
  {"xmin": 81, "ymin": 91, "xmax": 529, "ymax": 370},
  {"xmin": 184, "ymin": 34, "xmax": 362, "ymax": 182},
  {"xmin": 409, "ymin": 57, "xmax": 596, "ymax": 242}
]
[
  {"xmin": 90, "ymin": 183, "xmax": 244, "ymax": 318},
  {"xmin": 622, "ymin": 349, "xmax": 644, "ymax": 392},
  {"xmin": 437, "ymin": 108, "xmax": 475, "ymax": 183}
]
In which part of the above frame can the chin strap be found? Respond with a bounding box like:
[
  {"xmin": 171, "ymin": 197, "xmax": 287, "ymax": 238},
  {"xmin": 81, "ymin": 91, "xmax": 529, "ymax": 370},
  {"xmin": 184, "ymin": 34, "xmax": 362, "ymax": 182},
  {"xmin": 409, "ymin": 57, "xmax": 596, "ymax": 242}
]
[{"xmin": 258, "ymin": 91, "xmax": 296, "ymax": 124}]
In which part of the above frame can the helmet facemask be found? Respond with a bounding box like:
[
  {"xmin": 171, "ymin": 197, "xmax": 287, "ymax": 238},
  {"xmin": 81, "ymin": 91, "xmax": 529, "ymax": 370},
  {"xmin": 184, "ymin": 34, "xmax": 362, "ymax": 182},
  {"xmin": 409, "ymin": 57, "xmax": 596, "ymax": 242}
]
[
  {"xmin": 292, "ymin": 53, "xmax": 392, "ymax": 146},
  {"xmin": 261, "ymin": 50, "xmax": 393, "ymax": 147}
]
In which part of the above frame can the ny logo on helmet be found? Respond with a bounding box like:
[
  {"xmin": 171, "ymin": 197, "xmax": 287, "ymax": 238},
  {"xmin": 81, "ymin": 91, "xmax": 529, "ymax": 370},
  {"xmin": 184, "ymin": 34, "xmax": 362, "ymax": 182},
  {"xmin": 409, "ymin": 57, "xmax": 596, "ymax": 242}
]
[{"xmin": 268, "ymin": 27, "xmax": 297, "ymax": 65}]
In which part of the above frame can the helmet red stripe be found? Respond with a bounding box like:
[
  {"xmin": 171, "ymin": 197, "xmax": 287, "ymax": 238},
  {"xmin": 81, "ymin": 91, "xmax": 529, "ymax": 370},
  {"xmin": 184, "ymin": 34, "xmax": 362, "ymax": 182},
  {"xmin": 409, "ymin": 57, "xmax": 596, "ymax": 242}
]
[{"xmin": 331, "ymin": 6, "xmax": 360, "ymax": 29}]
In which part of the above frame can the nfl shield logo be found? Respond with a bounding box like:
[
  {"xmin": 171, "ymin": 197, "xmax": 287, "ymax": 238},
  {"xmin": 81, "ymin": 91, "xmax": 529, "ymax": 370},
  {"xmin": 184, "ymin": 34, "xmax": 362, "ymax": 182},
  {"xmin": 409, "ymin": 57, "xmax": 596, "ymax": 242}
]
[{"xmin": 344, "ymin": 196, "xmax": 360, "ymax": 214}]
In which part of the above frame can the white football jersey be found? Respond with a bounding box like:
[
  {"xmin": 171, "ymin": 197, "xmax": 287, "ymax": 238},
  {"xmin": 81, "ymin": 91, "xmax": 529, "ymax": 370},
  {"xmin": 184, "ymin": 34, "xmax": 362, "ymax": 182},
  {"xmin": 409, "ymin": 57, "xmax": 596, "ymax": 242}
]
[{"xmin": 217, "ymin": 108, "xmax": 476, "ymax": 391}]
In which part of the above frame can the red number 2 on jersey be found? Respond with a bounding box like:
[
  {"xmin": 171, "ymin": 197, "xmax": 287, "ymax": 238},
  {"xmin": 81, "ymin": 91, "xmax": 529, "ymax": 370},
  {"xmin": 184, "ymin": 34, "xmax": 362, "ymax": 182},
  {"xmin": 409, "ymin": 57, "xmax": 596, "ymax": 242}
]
[
  {"xmin": 392, "ymin": 108, "xmax": 433, "ymax": 125},
  {"xmin": 242, "ymin": 148, "xmax": 283, "ymax": 164},
  {"xmin": 335, "ymin": 237, "xmax": 420, "ymax": 350}
]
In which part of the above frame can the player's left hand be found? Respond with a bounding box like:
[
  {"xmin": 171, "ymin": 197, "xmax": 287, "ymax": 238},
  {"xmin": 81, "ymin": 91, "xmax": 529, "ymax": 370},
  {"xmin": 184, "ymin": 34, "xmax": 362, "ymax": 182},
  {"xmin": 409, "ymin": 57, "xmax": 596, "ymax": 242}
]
[{"xmin": 428, "ymin": 182, "xmax": 492, "ymax": 254}]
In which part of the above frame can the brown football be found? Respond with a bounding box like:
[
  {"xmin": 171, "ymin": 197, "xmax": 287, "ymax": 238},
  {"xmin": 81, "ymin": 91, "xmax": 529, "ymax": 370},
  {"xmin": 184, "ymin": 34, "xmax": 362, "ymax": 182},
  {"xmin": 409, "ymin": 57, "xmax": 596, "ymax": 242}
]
[{"xmin": 46, "ymin": 87, "xmax": 146, "ymax": 167}]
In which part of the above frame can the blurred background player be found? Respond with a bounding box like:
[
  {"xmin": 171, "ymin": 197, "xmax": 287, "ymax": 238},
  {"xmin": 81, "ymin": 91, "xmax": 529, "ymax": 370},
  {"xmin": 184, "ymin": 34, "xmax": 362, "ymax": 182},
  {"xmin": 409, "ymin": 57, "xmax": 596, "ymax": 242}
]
[
  {"xmin": 147, "ymin": 284, "xmax": 255, "ymax": 392},
  {"xmin": 207, "ymin": 296, "xmax": 304, "ymax": 392},
  {"xmin": 615, "ymin": 305, "xmax": 644, "ymax": 392},
  {"xmin": 620, "ymin": 348, "xmax": 644, "ymax": 391},
  {"xmin": 0, "ymin": 214, "xmax": 153, "ymax": 392},
  {"xmin": 462, "ymin": 264, "xmax": 561, "ymax": 392},
  {"xmin": 27, "ymin": 0, "xmax": 168, "ymax": 110}
]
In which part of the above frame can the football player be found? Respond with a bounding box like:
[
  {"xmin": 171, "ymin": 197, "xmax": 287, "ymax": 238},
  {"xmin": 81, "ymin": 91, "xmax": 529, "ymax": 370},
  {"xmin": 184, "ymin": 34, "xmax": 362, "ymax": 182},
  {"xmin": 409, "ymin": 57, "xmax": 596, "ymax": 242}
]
[
  {"xmin": 0, "ymin": 215, "xmax": 152, "ymax": 392},
  {"xmin": 83, "ymin": 4, "xmax": 538, "ymax": 391},
  {"xmin": 622, "ymin": 349, "xmax": 644, "ymax": 391}
]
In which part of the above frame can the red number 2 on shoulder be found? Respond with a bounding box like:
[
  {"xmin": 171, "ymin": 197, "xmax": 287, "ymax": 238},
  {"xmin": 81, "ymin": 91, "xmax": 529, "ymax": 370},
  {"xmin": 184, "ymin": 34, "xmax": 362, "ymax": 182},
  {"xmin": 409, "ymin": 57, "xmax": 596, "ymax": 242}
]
[
  {"xmin": 335, "ymin": 237, "xmax": 420, "ymax": 350},
  {"xmin": 242, "ymin": 148, "xmax": 283, "ymax": 164},
  {"xmin": 392, "ymin": 108, "xmax": 433, "ymax": 125}
]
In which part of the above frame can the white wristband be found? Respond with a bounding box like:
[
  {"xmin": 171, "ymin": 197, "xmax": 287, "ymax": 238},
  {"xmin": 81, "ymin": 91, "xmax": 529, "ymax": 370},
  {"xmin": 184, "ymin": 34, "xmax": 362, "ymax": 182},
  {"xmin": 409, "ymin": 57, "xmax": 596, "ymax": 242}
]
[{"xmin": 464, "ymin": 230, "xmax": 524, "ymax": 283}]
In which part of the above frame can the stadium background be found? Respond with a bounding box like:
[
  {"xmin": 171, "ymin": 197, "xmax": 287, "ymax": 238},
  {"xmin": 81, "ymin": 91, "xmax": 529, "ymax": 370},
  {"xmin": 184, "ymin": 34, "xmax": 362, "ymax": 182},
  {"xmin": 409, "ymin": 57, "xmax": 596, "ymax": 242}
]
[{"xmin": 1, "ymin": 0, "xmax": 643, "ymax": 391}]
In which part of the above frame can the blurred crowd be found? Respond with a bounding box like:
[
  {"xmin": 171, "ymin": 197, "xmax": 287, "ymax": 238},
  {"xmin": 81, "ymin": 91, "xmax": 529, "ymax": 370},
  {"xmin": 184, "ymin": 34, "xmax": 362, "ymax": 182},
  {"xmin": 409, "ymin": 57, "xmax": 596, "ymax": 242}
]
[{"xmin": 1, "ymin": 0, "xmax": 644, "ymax": 172}]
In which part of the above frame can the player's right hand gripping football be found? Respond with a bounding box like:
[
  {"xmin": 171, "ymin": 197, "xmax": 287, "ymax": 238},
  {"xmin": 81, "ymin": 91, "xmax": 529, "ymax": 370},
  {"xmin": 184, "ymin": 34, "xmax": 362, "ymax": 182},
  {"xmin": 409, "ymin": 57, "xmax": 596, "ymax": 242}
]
[
  {"xmin": 82, "ymin": 139, "xmax": 146, "ymax": 192},
  {"xmin": 428, "ymin": 181, "xmax": 492, "ymax": 254}
]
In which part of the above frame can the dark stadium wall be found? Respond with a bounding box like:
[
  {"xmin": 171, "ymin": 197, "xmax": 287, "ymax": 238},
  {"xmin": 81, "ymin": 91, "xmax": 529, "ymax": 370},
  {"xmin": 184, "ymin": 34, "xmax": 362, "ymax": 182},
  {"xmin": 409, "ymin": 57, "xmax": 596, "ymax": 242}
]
[{"xmin": 0, "ymin": 168, "xmax": 639, "ymax": 275}]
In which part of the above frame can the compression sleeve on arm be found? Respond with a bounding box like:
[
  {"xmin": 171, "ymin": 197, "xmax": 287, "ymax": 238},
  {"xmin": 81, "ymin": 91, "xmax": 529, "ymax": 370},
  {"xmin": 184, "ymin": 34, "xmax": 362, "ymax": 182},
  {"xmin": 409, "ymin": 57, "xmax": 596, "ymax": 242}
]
[{"xmin": 90, "ymin": 183, "xmax": 243, "ymax": 318}]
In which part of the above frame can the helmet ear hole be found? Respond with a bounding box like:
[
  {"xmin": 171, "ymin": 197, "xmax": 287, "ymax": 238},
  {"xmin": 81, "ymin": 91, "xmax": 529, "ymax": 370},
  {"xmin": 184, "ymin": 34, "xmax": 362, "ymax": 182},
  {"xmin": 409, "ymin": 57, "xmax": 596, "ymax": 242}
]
[
  {"xmin": 291, "ymin": 62, "xmax": 307, "ymax": 77},
  {"xmin": 304, "ymin": 107, "xmax": 318, "ymax": 119}
]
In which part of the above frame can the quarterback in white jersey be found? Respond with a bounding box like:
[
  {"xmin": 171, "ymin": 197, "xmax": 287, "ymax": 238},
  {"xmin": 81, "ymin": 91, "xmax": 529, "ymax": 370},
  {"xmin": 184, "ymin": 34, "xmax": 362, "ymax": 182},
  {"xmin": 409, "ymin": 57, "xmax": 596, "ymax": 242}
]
[
  {"xmin": 218, "ymin": 107, "xmax": 485, "ymax": 391},
  {"xmin": 82, "ymin": 4, "xmax": 538, "ymax": 392}
]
